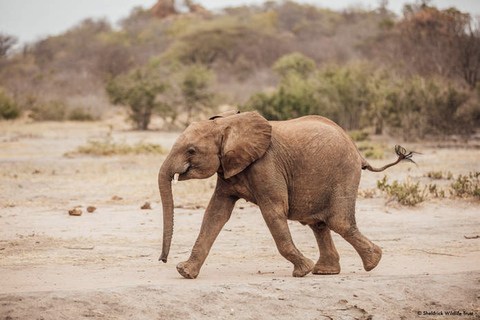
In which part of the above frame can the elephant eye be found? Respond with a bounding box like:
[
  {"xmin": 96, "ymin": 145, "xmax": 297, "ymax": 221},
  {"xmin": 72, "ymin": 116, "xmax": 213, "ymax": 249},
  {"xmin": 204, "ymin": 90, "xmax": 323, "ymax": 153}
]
[{"xmin": 187, "ymin": 149, "xmax": 196, "ymax": 155}]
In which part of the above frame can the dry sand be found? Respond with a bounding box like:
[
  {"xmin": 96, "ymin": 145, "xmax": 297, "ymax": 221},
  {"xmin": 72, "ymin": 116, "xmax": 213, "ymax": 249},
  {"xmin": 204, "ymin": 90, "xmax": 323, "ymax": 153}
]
[{"xmin": 0, "ymin": 118, "xmax": 479, "ymax": 319}]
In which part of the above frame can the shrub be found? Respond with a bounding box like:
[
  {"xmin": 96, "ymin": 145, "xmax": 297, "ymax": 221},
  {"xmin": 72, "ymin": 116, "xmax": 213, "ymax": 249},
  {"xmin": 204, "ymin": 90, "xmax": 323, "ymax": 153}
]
[
  {"xmin": 242, "ymin": 72, "xmax": 323, "ymax": 121},
  {"xmin": 450, "ymin": 172, "xmax": 480, "ymax": 200},
  {"xmin": 244, "ymin": 58, "xmax": 477, "ymax": 139},
  {"xmin": 425, "ymin": 171, "xmax": 453, "ymax": 180},
  {"xmin": 273, "ymin": 52, "xmax": 315, "ymax": 78},
  {"xmin": 106, "ymin": 66, "xmax": 166, "ymax": 130},
  {"xmin": 0, "ymin": 89, "xmax": 20, "ymax": 119},
  {"xmin": 163, "ymin": 17, "xmax": 287, "ymax": 69},
  {"xmin": 427, "ymin": 183, "xmax": 446, "ymax": 198},
  {"xmin": 363, "ymin": 148, "xmax": 386, "ymax": 160},
  {"xmin": 348, "ymin": 130, "xmax": 369, "ymax": 142},
  {"xmin": 377, "ymin": 176, "xmax": 426, "ymax": 206},
  {"xmin": 68, "ymin": 107, "xmax": 96, "ymax": 121},
  {"xmin": 66, "ymin": 136, "xmax": 167, "ymax": 156},
  {"xmin": 180, "ymin": 65, "xmax": 216, "ymax": 125},
  {"xmin": 29, "ymin": 100, "xmax": 67, "ymax": 121},
  {"xmin": 357, "ymin": 142, "xmax": 386, "ymax": 159}
]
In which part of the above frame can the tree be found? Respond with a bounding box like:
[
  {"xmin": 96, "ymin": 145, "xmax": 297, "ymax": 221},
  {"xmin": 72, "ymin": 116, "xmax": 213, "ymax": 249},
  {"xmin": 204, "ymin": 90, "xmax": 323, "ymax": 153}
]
[
  {"xmin": 0, "ymin": 88, "xmax": 20, "ymax": 119},
  {"xmin": 179, "ymin": 65, "xmax": 215, "ymax": 125},
  {"xmin": 106, "ymin": 66, "xmax": 166, "ymax": 130},
  {"xmin": 243, "ymin": 54, "xmax": 323, "ymax": 121},
  {"xmin": 273, "ymin": 52, "xmax": 315, "ymax": 79},
  {"xmin": 396, "ymin": 4, "xmax": 480, "ymax": 88},
  {"xmin": 0, "ymin": 33, "xmax": 18, "ymax": 57}
]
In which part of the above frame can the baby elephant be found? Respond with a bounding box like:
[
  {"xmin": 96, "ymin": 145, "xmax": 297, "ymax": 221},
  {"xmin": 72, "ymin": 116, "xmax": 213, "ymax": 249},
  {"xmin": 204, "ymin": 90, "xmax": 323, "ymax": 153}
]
[{"xmin": 158, "ymin": 111, "xmax": 414, "ymax": 278}]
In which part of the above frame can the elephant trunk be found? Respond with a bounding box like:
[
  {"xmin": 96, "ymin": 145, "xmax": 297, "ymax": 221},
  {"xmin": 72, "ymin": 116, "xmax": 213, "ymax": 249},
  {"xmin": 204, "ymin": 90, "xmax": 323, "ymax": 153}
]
[{"xmin": 158, "ymin": 160, "xmax": 175, "ymax": 263}]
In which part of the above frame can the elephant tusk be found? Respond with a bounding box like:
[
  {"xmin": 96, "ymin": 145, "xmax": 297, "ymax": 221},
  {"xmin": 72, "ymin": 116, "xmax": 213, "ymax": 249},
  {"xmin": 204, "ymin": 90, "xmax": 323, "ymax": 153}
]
[{"xmin": 173, "ymin": 173, "xmax": 179, "ymax": 185}]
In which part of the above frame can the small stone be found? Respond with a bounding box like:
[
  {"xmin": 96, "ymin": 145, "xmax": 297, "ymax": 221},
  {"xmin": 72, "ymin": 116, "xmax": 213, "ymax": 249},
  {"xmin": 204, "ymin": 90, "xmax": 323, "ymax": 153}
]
[
  {"xmin": 68, "ymin": 208, "xmax": 82, "ymax": 216},
  {"xmin": 141, "ymin": 202, "xmax": 152, "ymax": 210},
  {"xmin": 87, "ymin": 206, "xmax": 96, "ymax": 213},
  {"xmin": 112, "ymin": 196, "xmax": 123, "ymax": 201}
]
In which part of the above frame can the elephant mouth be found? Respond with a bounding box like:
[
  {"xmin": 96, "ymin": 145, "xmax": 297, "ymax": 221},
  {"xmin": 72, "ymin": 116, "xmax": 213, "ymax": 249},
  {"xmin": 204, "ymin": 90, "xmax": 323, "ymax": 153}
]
[{"xmin": 173, "ymin": 165, "xmax": 191, "ymax": 184}]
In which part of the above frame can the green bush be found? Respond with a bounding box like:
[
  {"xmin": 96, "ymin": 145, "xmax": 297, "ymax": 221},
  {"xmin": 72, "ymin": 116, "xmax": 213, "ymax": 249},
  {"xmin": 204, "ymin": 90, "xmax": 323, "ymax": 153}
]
[
  {"xmin": 0, "ymin": 89, "xmax": 20, "ymax": 119},
  {"xmin": 386, "ymin": 77, "xmax": 474, "ymax": 139},
  {"xmin": 29, "ymin": 100, "xmax": 67, "ymax": 121},
  {"xmin": 428, "ymin": 183, "xmax": 446, "ymax": 198},
  {"xmin": 273, "ymin": 52, "xmax": 315, "ymax": 78},
  {"xmin": 180, "ymin": 64, "xmax": 215, "ymax": 125},
  {"xmin": 106, "ymin": 66, "xmax": 166, "ymax": 130},
  {"xmin": 357, "ymin": 142, "xmax": 386, "ymax": 159},
  {"xmin": 68, "ymin": 107, "xmax": 96, "ymax": 121},
  {"xmin": 377, "ymin": 176, "xmax": 426, "ymax": 206},
  {"xmin": 242, "ymin": 72, "xmax": 325, "ymax": 120},
  {"xmin": 363, "ymin": 148, "xmax": 386, "ymax": 160},
  {"xmin": 163, "ymin": 17, "xmax": 286, "ymax": 69},
  {"xmin": 348, "ymin": 130, "xmax": 369, "ymax": 142},
  {"xmin": 450, "ymin": 172, "xmax": 480, "ymax": 200},
  {"xmin": 425, "ymin": 171, "xmax": 453, "ymax": 180},
  {"xmin": 244, "ymin": 57, "xmax": 478, "ymax": 138}
]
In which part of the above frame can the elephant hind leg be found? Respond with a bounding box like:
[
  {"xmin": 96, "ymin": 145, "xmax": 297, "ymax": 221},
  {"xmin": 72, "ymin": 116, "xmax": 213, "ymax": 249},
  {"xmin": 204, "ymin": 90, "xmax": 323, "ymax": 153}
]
[
  {"xmin": 309, "ymin": 222, "xmax": 341, "ymax": 275},
  {"xmin": 327, "ymin": 206, "xmax": 382, "ymax": 272}
]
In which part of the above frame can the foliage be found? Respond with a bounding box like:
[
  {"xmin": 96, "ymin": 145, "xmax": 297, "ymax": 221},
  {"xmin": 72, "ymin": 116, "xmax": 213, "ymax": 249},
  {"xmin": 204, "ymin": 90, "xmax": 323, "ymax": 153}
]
[
  {"xmin": 66, "ymin": 135, "xmax": 167, "ymax": 156},
  {"xmin": 106, "ymin": 66, "xmax": 166, "ymax": 130},
  {"xmin": 427, "ymin": 183, "xmax": 446, "ymax": 198},
  {"xmin": 0, "ymin": 33, "xmax": 18, "ymax": 57},
  {"xmin": 362, "ymin": 148, "xmax": 386, "ymax": 160},
  {"xmin": 162, "ymin": 16, "xmax": 288, "ymax": 70},
  {"xmin": 450, "ymin": 172, "xmax": 480, "ymax": 200},
  {"xmin": 245, "ymin": 57, "xmax": 478, "ymax": 138},
  {"xmin": 348, "ymin": 130, "xmax": 369, "ymax": 142},
  {"xmin": 179, "ymin": 64, "xmax": 216, "ymax": 125},
  {"xmin": 273, "ymin": 52, "xmax": 315, "ymax": 78},
  {"xmin": 377, "ymin": 176, "xmax": 426, "ymax": 206},
  {"xmin": 1, "ymin": 1, "xmax": 480, "ymax": 135},
  {"xmin": 386, "ymin": 76, "xmax": 474, "ymax": 139},
  {"xmin": 376, "ymin": 171, "xmax": 480, "ymax": 203},
  {"xmin": 0, "ymin": 88, "xmax": 20, "ymax": 119},
  {"xmin": 371, "ymin": 3, "xmax": 480, "ymax": 88},
  {"xmin": 242, "ymin": 72, "xmax": 321, "ymax": 120},
  {"xmin": 68, "ymin": 107, "xmax": 96, "ymax": 121},
  {"xmin": 29, "ymin": 100, "xmax": 67, "ymax": 121},
  {"xmin": 425, "ymin": 171, "xmax": 453, "ymax": 180},
  {"xmin": 357, "ymin": 142, "xmax": 387, "ymax": 159}
]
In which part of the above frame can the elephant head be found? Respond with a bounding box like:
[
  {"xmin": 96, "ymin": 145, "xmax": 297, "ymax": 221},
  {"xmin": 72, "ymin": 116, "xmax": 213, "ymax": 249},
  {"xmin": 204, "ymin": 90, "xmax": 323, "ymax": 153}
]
[{"xmin": 158, "ymin": 111, "xmax": 272, "ymax": 262}]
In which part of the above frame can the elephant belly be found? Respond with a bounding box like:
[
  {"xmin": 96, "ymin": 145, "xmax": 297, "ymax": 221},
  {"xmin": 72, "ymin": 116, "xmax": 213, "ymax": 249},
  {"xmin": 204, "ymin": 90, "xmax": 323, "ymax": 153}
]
[
  {"xmin": 287, "ymin": 186, "xmax": 332, "ymax": 223},
  {"xmin": 286, "ymin": 161, "xmax": 361, "ymax": 223}
]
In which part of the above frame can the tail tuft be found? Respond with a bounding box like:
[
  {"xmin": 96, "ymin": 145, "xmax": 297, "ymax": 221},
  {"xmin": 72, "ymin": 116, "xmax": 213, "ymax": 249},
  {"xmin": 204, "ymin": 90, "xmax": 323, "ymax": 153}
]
[
  {"xmin": 395, "ymin": 145, "xmax": 417, "ymax": 164},
  {"xmin": 363, "ymin": 145, "xmax": 418, "ymax": 172}
]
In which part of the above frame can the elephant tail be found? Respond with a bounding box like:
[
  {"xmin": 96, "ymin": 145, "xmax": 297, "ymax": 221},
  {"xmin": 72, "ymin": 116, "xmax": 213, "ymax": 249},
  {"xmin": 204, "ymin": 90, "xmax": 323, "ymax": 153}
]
[{"xmin": 362, "ymin": 145, "xmax": 417, "ymax": 172}]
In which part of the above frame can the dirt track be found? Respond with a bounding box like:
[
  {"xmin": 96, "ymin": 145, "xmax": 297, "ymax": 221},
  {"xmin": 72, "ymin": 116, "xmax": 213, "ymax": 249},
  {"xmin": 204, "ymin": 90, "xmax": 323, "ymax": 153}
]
[{"xmin": 0, "ymin": 119, "xmax": 479, "ymax": 319}]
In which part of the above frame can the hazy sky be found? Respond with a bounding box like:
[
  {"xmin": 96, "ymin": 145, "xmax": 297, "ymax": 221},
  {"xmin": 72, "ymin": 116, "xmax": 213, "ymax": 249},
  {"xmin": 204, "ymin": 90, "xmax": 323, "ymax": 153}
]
[{"xmin": 1, "ymin": 0, "xmax": 479, "ymax": 46}]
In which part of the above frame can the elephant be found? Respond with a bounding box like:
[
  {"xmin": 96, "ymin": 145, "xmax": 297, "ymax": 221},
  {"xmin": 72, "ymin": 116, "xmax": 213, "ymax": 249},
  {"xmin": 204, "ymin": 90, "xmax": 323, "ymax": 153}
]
[{"xmin": 157, "ymin": 111, "xmax": 414, "ymax": 279}]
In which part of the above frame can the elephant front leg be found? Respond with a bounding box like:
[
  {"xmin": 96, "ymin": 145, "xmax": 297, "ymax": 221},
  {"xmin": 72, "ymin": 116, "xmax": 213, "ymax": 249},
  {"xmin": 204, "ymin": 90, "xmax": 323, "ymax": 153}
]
[
  {"xmin": 260, "ymin": 205, "xmax": 314, "ymax": 277},
  {"xmin": 176, "ymin": 192, "xmax": 236, "ymax": 279}
]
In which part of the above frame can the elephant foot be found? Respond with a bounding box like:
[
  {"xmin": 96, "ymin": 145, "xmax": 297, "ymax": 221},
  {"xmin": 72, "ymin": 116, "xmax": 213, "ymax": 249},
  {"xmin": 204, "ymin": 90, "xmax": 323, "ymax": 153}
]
[
  {"xmin": 312, "ymin": 258, "xmax": 341, "ymax": 275},
  {"xmin": 292, "ymin": 258, "xmax": 315, "ymax": 277},
  {"xmin": 176, "ymin": 261, "xmax": 199, "ymax": 279},
  {"xmin": 362, "ymin": 244, "xmax": 382, "ymax": 272}
]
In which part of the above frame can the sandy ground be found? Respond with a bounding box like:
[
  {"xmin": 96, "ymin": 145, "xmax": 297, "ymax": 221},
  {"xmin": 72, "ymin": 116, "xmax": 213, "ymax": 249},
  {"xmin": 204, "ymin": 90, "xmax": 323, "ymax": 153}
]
[{"xmin": 0, "ymin": 117, "xmax": 479, "ymax": 320}]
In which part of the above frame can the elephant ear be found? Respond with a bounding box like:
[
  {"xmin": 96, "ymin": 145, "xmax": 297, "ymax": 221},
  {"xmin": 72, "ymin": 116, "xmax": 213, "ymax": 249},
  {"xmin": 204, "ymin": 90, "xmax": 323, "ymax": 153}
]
[
  {"xmin": 219, "ymin": 111, "xmax": 272, "ymax": 179},
  {"xmin": 209, "ymin": 110, "xmax": 240, "ymax": 120}
]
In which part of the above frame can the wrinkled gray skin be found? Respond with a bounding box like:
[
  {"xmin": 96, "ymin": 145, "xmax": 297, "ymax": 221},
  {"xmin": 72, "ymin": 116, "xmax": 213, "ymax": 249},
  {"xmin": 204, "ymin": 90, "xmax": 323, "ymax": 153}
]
[{"xmin": 158, "ymin": 111, "xmax": 406, "ymax": 279}]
